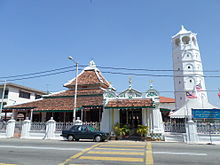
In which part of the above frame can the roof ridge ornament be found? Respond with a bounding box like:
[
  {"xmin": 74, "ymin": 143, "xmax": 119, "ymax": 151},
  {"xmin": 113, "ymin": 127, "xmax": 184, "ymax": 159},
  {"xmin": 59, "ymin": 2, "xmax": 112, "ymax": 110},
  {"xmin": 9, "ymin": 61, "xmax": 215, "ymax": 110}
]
[
  {"xmin": 172, "ymin": 25, "xmax": 192, "ymax": 38},
  {"xmin": 89, "ymin": 60, "xmax": 96, "ymax": 68},
  {"xmin": 128, "ymin": 77, "xmax": 132, "ymax": 90},
  {"xmin": 149, "ymin": 80, "xmax": 154, "ymax": 89},
  {"xmin": 181, "ymin": 25, "xmax": 186, "ymax": 31},
  {"xmin": 84, "ymin": 60, "xmax": 100, "ymax": 71}
]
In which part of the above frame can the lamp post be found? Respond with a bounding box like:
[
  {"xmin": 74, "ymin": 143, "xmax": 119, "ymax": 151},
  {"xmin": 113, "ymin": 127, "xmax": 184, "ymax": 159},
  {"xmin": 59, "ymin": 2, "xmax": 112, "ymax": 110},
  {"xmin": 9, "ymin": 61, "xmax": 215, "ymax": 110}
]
[{"xmin": 68, "ymin": 56, "xmax": 78, "ymax": 123}]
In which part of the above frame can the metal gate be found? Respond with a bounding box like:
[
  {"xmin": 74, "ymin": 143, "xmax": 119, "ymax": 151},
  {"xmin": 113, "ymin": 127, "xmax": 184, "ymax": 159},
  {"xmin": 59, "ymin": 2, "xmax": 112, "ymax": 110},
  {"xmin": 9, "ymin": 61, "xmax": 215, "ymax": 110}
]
[{"xmin": 14, "ymin": 121, "xmax": 22, "ymax": 137}]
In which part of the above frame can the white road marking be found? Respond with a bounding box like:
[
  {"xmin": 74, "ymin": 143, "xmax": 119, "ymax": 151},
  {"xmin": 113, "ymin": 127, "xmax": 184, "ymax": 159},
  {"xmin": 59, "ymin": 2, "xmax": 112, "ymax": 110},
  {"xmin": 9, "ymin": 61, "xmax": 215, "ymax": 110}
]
[
  {"xmin": 154, "ymin": 151, "xmax": 207, "ymax": 156},
  {"xmin": 0, "ymin": 145, "xmax": 83, "ymax": 151}
]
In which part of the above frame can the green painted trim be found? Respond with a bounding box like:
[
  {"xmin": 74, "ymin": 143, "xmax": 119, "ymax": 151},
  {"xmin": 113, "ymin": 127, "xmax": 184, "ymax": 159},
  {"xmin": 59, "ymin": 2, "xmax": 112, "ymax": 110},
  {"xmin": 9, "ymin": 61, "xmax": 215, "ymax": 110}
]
[
  {"xmin": 43, "ymin": 94, "xmax": 103, "ymax": 99},
  {"xmin": 105, "ymin": 106, "xmax": 154, "ymax": 109},
  {"xmin": 83, "ymin": 105, "xmax": 103, "ymax": 108},
  {"xmin": 160, "ymin": 108, "xmax": 171, "ymax": 111},
  {"xmin": 34, "ymin": 110, "xmax": 73, "ymax": 112},
  {"xmin": 34, "ymin": 105, "xmax": 103, "ymax": 113}
]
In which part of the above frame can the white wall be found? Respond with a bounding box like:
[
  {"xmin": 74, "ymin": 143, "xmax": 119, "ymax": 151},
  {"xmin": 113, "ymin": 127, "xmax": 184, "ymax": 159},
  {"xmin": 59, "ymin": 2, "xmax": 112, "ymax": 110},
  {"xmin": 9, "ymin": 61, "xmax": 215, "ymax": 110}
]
[{"xmin": 6, "ymin": 86, "xmax": 40, "ymax": 106}]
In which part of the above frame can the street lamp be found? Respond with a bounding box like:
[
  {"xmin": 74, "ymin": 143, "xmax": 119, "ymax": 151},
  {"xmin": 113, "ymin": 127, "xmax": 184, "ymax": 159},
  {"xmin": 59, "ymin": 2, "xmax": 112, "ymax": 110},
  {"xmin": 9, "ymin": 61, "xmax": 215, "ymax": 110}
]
[{"xmin": 68, "ymin": 56, "xmax": 78, "ymax": 123}]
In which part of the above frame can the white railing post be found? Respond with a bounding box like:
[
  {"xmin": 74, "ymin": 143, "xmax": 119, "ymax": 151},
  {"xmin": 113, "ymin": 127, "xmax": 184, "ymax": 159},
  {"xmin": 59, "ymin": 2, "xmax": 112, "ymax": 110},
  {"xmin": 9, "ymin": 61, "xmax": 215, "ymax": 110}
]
[
  {"xmin": 6, "ymin": 118, "xmax": 15, "ymax": 138},
  {"xmin": 44, "ymin": 117, "xmax": 56, "ymax": 139},
  {"xmin": 186, "ymin": 120, "xmax": 199, "ymax": 144},
  {"xmin": 21, "ymin": 117, "xmax": 31, "ymax": 139}
]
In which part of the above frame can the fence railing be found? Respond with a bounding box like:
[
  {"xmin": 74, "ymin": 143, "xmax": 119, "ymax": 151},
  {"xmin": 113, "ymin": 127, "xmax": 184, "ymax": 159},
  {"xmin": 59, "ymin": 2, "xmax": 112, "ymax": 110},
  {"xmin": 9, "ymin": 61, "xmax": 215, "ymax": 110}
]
[
  {"xmin": 164, "ymin": 122, "xmax": 186, "ymax": 133},
  {"xmin": 0, "ymin": 121, "xmax": 6, "ymax": 133},
  {"xmin": 30, "ymin": 122, "xmax": 46, "ymax": 132},
  {"xmin": 56, "ymin": 122, "xmax": 74, "ymax": 132},
  {"xmin": 196, "ymin": 123, "xmax": 220, "ymax": 134},
  {"xmin": 55, "ymin": 122, "xmax": 100, "ymax": 132}
]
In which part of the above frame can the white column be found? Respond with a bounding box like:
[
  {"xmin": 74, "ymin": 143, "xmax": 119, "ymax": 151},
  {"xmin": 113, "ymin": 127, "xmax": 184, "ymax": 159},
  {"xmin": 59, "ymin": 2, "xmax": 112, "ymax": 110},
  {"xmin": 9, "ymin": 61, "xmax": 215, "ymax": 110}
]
[
  {"xmin": 20, "ymin": 117, "xmax": 31, "ymax": 139},
  {"xmin": 100, "ymin": 108, "xmax": 110, "ymax": 132},
  {"xmin": 142, "ymin": 108, "xmax": 147, "ymax": 126},
  {"xmin": 152, "ymin": 108, "xmax": 164, "ymax": 134},
  {"xmin": 44, "ymin": 117, "xmax": 56, "ymax": 139},
  {"xmin": 185, "ymin": 120, "xmax": 199, "ymax": 144},
  {"xmin": 6, "ymin": 118, "xmax": 15, "ymax": 138},
  {"xmin": 41, "ymin": 112, "xmax": 47, "ymax": 122},
  {"xmin": 113, "ymin": 109, "xmax": 119, "ymax": 125}
]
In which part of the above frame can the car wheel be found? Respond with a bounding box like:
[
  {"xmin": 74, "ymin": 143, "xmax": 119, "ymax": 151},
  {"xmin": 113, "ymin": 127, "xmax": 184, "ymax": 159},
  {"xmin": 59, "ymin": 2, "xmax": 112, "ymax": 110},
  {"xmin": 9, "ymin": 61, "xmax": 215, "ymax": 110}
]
[
  {"xmin": 67, "ymin": 135, "xmax": 74, "ymax": 141},
  {"xmin": 94, "ymin": 135, "xmax": 102, "ymax": 142}
]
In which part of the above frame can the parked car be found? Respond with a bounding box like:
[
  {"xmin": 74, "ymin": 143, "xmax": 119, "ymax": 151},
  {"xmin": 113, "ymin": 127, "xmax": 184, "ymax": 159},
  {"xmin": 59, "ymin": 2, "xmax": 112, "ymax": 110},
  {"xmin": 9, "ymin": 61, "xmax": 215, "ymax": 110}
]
[{"xmin": 60, "ymin": 125, "xmax": 110, "ymax": 142}]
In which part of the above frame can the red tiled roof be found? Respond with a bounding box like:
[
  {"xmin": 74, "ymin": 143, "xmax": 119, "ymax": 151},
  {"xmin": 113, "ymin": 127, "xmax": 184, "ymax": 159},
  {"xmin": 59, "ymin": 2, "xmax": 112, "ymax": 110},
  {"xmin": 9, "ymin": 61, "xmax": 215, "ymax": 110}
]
[
  {"xmin": 106, "ymin": 98, "xmax": 153, "ymax": 108},
  {"xmin": 4, "ymin": 95, "xmax": 103, "ymax": 112},
  {"xmin": 64, "ymin": 70, "xmax": 110, "ymax": 89},
  {"xmin": 159, "ymin": 96, "xmax": 175, "ymax": 103},
  {"xmin": 48, "ymin": 88, "xmax": 105, "ymax": 97}
]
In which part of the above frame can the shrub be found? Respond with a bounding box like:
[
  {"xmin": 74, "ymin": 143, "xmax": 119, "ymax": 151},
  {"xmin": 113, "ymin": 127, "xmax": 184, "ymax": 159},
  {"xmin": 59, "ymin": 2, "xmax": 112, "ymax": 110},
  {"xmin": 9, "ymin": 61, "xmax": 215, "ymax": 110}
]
[{"xmin": 136, "ymin": 125, "xmax": 148, "ymax": 137}]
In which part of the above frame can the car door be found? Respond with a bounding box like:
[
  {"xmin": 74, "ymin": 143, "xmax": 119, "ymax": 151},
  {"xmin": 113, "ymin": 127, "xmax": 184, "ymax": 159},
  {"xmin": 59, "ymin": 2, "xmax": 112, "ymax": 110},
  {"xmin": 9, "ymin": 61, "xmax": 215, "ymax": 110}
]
[
  {"xmin": 76, "ymin": 125, "xmax": 88, "ymax": 139},
  {"xmin": 85, "ymin": 125, "xmax": 96, "ymax": 139}
]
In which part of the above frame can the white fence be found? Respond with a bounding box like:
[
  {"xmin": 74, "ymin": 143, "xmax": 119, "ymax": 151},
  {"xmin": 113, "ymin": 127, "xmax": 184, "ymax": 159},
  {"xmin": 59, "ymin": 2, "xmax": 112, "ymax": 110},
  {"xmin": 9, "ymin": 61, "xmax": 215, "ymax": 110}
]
[
  {"xmin": 164, "ymin": 122, "xmax": 186, "ymax": 133},
  {"xmin": 31, "ymin": 122, "xmax": 46, "ymax": 132},
  {"xmin": 196, "ymin": 123, "xmax": 220, "ymax": 134},
  {"xmin": 0, "ymin": 121, "xmax": 6, "ymax": 138},
  {"xmin": 0, "ymin": 119, "xmax": 100, "ymax": 140},
  {"xmin": 55, "ymin": 122, "xmax": 100, "ymax": 132},
  {"xmin": 164, "ymin": 122, "xmax": 220, "ymax": 144}
]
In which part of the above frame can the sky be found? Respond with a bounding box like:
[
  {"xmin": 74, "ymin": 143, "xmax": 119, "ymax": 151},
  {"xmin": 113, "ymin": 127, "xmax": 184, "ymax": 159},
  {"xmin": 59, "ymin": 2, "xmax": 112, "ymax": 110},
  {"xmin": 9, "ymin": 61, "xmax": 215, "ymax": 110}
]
[{"xmin": 0, "ymin": 0, "xmax": 220, "ymax": 106}]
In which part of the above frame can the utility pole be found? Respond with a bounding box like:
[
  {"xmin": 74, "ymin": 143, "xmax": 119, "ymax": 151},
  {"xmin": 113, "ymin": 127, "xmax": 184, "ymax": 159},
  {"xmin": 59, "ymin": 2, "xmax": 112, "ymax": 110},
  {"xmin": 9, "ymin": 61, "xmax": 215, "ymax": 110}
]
[
  {"xmin": 0, "ymin": 80, "xmax": 7, "ymax": 120},
  {"xmin": 68, "ymin": 56, "xmax": 78, "ymax": 123}
]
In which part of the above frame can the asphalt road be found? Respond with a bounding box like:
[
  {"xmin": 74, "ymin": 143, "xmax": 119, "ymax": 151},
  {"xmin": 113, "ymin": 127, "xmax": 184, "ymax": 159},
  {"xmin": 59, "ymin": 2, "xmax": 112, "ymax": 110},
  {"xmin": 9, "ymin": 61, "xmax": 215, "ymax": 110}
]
[{"xmin": 0, "ymin": 139, "xmax": 220, "ymax": 165}]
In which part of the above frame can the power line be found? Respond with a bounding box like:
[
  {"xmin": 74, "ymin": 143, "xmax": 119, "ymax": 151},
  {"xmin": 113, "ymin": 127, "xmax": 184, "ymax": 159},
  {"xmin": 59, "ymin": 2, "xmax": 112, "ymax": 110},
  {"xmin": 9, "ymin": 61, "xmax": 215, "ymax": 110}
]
[
  {"xmin": 1, "ymin": 63, "xmax": 220, "ymax": 81},
  {"xmin": 95, "ymin": 65, "xmax": 220, "ymax": 73},
  {"xmin": 1, "ymin": 64, "xmax": 220, "ymax": 83},
  {"xmin": 6, "ymin": 70, "xmax": 75, "ymax": 82},
  {"xmin": 0, "ymin": 66, "xmax": 74, "ymax": 79}
]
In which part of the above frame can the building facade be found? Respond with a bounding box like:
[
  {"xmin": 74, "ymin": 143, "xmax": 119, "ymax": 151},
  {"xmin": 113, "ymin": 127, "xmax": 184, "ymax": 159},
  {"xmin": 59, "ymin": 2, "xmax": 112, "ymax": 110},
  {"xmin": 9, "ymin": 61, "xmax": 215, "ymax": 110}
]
[
  {"xmin": 0, "ymin": 83, "xmax": 47, "ymax": 119},
  {"xmin": 4, "ymin": 61, "xmax": 175, "ymax": 137}
]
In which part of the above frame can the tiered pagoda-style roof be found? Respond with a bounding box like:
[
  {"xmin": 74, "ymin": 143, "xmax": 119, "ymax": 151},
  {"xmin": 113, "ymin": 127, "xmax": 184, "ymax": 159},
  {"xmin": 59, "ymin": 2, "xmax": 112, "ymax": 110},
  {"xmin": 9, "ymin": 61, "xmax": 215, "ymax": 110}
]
[
  {"xmin": 4, "ymin": 61, "xmax": 110, "ymax": 112},
  {"xmin": 64, "ymin": 60, "xmax": 110, "ymax": 89}
]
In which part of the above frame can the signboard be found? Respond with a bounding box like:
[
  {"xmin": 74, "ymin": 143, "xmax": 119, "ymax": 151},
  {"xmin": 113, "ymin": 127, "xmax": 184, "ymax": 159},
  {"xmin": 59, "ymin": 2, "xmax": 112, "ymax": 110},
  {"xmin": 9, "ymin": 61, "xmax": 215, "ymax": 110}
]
[{"xmin": 192, "ymin": 109, "xmax": 220, "ymax": 119}]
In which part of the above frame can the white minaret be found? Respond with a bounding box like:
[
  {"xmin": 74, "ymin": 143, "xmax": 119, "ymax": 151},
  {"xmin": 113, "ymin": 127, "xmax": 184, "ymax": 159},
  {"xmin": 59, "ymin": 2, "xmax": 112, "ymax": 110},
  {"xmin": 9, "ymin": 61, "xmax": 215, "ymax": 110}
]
[{"xmin": 172, "ymin": 26, "xmax": 214, "ymax": 113}]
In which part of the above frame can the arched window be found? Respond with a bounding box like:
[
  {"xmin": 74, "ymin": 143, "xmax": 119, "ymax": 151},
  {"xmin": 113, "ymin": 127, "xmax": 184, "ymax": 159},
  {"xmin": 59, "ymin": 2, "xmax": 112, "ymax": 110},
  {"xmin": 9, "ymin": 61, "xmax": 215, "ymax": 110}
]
[
  {"xmin": 192, "ymin": 37, "xmax": 196, "ymax": 46},
  {"xmin": 175, "ymin": 38, "xmax": 180, "ymax": 46},
  {"xmin": 182, "ymin": 36, "xmax": 190, "ymax": 44}
]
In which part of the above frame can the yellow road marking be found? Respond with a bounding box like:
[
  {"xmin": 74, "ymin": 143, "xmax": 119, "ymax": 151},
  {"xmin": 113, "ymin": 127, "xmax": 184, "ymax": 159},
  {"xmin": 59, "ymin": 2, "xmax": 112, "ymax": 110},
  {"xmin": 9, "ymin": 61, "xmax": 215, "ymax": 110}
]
[
  {"xmin": 100, "ymin": 144, "xmax": 144, "ymax": 148},
  {"xmin": 95, "ymin": 147, "xmax": 144, "ymax": 151},
  {"xmin": 58, "ymin": 143, "xmax": 102, "ymax": 165},
  {"xmin": 88, "ymin": 151, "xmax": 144, "ymax": 155},
  {"xmin": 79, "ymin": 156, "xmax": 144, "ymax": 162},
  {"xmin": 146, "ymin": 142, "xmax": 154, "ymax": 165}
]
